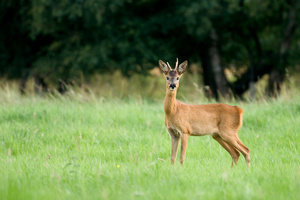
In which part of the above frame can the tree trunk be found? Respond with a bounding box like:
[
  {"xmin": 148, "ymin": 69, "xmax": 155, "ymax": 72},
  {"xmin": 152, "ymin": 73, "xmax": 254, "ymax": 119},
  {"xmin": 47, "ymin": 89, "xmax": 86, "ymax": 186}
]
[
  {"xmin": 267, "ymin": 69, "xmax": 284, "ymax": 98},
  {"xmin": 201, "ymin": 29, "xmax": 230, "ymax": 101},
  {"xmin": 34, "ymin": 74, "xmax": 48, "ymax": 95},
  {"xmin": 209, "ymin": 29, "xmax": 230, "ymax": 99},
  {"xmin": 267, "ymin": 5, "xmax": 297, "ymax": 97},
  {"xmin": 201, "ymin": 48, "xmax": 218, "ymax": 100}
]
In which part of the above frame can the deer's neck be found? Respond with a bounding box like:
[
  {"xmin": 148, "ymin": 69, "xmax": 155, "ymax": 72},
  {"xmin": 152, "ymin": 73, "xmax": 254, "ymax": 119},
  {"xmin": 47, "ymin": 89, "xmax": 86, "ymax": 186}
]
[{"xmin": 164, "ymin": 90, "xmax": 177, "ymax": 115}]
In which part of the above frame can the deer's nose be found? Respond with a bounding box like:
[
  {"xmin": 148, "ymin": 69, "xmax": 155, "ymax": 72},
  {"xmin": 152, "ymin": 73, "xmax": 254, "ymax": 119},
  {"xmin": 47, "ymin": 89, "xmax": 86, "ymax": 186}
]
[{"xmin": 170, "ymin": 83, "xmax": 176, "ymax": 90}]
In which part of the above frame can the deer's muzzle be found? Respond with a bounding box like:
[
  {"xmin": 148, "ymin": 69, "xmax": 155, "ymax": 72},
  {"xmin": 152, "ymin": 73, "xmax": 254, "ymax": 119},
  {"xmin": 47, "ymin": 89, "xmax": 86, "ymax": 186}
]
[{"xmin": 170, "ymin": 83, "xmax": 176, "ymax": 90}]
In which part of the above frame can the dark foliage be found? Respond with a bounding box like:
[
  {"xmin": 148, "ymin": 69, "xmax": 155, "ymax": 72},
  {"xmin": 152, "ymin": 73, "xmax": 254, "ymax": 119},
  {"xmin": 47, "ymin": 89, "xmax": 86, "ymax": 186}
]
[{"xmin": 0, "ymin": 0, "xmax": 299, "ymax": 98}]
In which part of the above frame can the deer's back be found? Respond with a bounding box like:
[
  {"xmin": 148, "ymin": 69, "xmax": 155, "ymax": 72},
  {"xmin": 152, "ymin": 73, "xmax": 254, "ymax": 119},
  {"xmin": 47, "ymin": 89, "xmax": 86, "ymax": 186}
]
[{"xmin": 165, "ymin": 102, "xmax": 243, "ymax": 136}]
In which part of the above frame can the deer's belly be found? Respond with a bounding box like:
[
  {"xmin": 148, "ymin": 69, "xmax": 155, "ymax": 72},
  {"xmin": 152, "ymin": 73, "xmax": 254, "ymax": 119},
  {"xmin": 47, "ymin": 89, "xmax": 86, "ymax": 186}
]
[
  {"xmin": 166, "ymin": 120, "xmax": 218, "ymax": 136},
  {"xmin": 190, "ymin": 122, "xmax": 219, "ymax": 136}
]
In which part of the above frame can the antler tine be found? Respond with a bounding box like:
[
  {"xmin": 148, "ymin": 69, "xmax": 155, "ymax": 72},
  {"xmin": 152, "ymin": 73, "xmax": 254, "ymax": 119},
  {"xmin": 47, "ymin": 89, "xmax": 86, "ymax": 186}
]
[
  {"xmin": 174, "ymin": 58, "xmax": 179, "ymax": 70},
  {"xmin": 166, "ymin": 62, "xmax": 172, "ymax": 70}
]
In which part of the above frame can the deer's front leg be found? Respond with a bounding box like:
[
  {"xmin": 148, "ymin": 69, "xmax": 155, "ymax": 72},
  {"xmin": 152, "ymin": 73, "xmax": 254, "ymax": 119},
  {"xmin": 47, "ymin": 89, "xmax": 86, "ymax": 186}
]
[
  {"xmin": 168, "ymin": 129, "xmax": 180, "ymax": 165},
  {"xmin": 180, "ymin": 134, "xmax": 189, "ymax": 165}
]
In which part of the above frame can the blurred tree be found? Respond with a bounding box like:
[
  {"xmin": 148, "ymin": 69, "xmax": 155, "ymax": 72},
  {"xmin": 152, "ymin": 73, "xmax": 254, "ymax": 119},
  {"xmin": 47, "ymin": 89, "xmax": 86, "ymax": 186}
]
[
  {"xmin": 224, "ymin": 0, "xmax": 300, "ymax": 98},
  {"xmin": 0, "ymin": 0, "xmax": 299, "ymax": 98},
  {"xmin": 178, "ymin": 0, "xmax": 300, "ymax": 99}
]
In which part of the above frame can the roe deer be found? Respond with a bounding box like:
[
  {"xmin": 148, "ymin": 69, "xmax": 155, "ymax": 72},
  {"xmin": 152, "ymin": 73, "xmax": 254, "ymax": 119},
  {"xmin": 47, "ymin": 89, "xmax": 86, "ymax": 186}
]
[{"xmin": 158, "ymin": 58, "xmax": 250, "ymax": 167}]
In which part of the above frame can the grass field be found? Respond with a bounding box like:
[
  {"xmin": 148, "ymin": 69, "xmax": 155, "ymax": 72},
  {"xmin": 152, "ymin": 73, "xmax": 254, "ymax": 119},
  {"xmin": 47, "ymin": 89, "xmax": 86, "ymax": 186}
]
[{"xmin": 0, "ymin": 86, "xmax": 300, "ymax": 199}]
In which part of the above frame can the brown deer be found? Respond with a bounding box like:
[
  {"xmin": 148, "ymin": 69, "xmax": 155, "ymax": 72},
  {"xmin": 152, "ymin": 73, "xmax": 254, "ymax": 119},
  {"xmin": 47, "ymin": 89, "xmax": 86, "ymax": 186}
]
[{"xmin": 158, "ymin": 59, "xmax": 251, "ymax": 167}]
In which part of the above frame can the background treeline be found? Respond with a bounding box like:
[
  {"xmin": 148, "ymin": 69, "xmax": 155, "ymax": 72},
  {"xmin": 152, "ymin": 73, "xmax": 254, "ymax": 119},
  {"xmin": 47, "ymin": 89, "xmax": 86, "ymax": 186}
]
[{"xmin": 0, "ymin": 0, "xmax": 299, "ymax": 99}]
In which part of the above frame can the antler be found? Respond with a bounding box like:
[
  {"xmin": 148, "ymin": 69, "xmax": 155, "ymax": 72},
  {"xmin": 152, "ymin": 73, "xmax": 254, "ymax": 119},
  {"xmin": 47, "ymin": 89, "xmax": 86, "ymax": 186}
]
[
  {"xmin": 166, "ymin": 58, "xmax": 179, "ymax": 70},
  {"xmin": 166, "ymin": 62, "xmax": 172, "ymax": 70},
  {"xmin": 174, "ymin": 58, "xmax": 179, "ymax": 70}
]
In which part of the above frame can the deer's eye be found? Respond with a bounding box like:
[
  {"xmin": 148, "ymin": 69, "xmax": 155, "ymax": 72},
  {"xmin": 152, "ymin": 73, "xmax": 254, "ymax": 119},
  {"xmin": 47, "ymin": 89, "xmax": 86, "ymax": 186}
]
[
  {"xmin": 177, "ymin": 77, "xmax": 179, "ymax": 80},
  {"xmin": 167, "ymin": 77, "xmax": 169, "ymax": 80}
]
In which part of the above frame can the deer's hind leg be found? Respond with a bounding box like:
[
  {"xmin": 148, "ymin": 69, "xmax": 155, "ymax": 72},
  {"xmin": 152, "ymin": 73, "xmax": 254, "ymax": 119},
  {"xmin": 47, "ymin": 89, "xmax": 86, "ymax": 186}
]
[
  {"xmin": 212, "ymin": 134, "xmax": 240, "ymax": 167},
  {"xmin": 220, "ymin": 133, "xmax": 251, "ymax": 167}
]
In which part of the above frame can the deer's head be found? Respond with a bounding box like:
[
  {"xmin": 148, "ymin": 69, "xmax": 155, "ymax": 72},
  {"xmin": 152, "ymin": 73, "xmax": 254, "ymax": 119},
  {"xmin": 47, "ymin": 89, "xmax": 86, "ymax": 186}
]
[{"xmin": 159, "ymin": 58, "xmax": 188, "ymax": 91}]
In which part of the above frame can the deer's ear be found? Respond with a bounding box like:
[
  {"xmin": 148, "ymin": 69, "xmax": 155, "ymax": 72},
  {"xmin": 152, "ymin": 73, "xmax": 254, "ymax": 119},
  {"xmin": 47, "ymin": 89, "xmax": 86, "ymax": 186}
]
[
  {"xmin": 177, "ymin": 61, "xmax": 188, "ymax": 75},
  {"xmin": 158, "ymin": 60, "xmax": 170, "ymax": 75}
]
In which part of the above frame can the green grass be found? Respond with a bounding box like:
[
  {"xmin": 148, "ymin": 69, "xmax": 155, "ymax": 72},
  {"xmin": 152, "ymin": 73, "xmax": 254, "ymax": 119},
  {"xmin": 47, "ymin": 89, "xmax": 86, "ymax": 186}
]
[{"xmin": 0, "ymin": 93, "xmax": 300, "ymax": 200}]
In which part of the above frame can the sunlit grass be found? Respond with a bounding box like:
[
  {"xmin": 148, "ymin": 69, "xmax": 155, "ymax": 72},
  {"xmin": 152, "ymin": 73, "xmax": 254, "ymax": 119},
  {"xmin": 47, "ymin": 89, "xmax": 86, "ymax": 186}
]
[{"xmin": 0, "ymin": 74, "xmax": 300, "ymax": 199}]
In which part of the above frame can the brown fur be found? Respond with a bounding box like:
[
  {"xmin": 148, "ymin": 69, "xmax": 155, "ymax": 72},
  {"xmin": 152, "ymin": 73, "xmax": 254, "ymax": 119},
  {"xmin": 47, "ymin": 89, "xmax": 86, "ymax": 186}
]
[{"xmin": 159, "ymin": 59, "xmax": 251, "ymax": 166}]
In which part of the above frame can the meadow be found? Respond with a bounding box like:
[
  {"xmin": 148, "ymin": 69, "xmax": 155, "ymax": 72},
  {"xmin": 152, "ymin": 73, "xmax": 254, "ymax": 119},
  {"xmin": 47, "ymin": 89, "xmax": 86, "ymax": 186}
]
[{"xmin": 0, "ymin": 77, "xmax": 300, "ymax": 200}]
